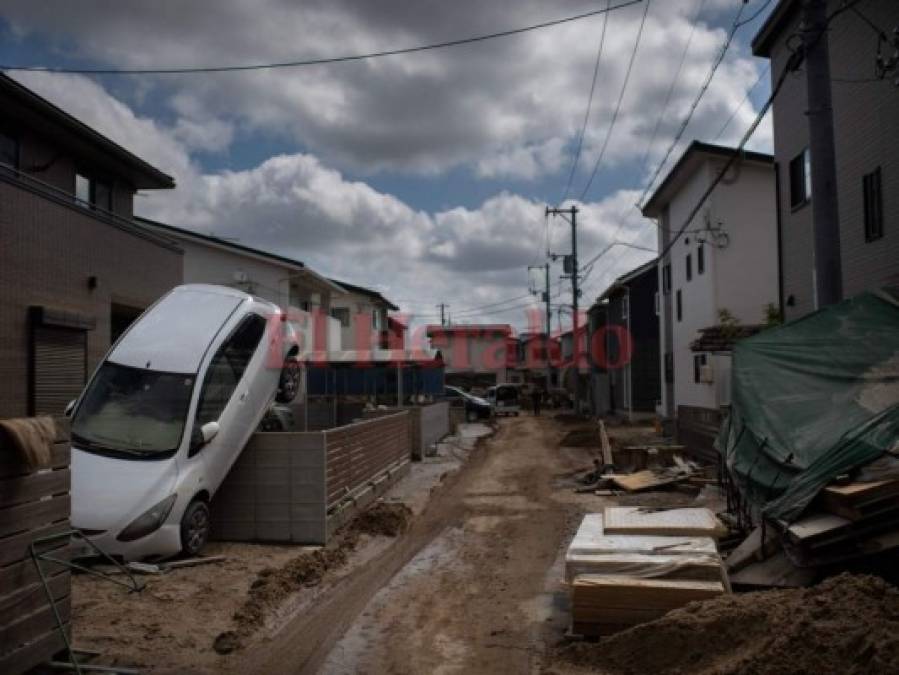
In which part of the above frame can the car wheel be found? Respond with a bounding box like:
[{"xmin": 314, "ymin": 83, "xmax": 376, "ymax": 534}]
[
  {"xmin": 180, "ymin": 500, "xmax": 210, "ymax": 557},
  {"xmin": 276, "ymin": 356, "xmax": 301, "ymax": 403}
]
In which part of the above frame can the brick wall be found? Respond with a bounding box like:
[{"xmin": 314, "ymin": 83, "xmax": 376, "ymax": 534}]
[{"xmin": 0, "ymin": 177, "xmax": 182, "ymax": 418}]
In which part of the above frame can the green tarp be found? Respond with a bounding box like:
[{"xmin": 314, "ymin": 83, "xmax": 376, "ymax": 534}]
[{"xmin": 717, "ymin": 289, "xmax": 899, "ymax": 523}]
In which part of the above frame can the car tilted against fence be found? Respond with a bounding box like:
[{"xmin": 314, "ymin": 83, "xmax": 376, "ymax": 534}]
[{"xmin": 69, "ymin": 284, "xmax": 302, "ymax": 561}]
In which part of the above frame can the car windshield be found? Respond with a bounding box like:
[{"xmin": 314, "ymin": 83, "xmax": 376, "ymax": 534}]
[{"xmin": 72, "ymin": 361, "xmax": 195, "ymax": 457}]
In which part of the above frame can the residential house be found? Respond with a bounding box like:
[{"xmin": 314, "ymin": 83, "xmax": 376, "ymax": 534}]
[
  {"xmin": 328, "ymin": 279, "xmax": 402, "ymax": 351},
  {"xmin": 509, "ymin": 332, "xmax": 557, "ymax": 388},
  {"xmin": 426, "ymin": 324, "xmax": 513, "ymax": 391},
  {"xmin": 641, "ymin": 141, "xmax": 779, "ymax": 428},
  {"xmin": 753, "ymin": 0, "xmax": 899, "ymax": 320},
  {"xmin": 139, "ymin": 218, "xmax": 343, "ymax": 351},
  {"xmin": 592, "ymin": 257, "xmax": 660, "ymax": 419},
  {"xmin": 0, "ymin": 74, "xmax": 182, "ymax": 417},
  {"xmin": 558, "ymin": 326, "xmax": 590, "ymax": 412}
]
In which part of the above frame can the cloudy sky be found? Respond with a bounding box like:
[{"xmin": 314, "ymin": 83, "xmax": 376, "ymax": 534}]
[{"xmin": 1, "ymin": 0, "xmax": 775, "ymax": 331}]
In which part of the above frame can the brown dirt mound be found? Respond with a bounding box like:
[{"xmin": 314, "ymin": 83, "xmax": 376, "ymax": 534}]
[
  {"xmin": 223, "ymin": 501, "xmax": 412, "ymax": 648},
  {"xmin": 349, "ymin": 501, "xmax": 412, "ymax": 537},
  {"xmin": 555, "ymin": 573, "xmax": 899, "ymax": 675},
  {"xmin": 559, "ymin": 428, "xmax": 599, "ymax": 448}
]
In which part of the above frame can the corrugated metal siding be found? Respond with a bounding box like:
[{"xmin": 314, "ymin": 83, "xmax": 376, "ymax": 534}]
[{"xmin": 32, "ymin": 326, "xmax": 86, "ymax": 416}]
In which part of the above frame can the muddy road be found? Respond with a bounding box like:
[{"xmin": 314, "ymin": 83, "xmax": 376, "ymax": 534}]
[{"xmin": 235, "ymin": 414, "xmax": 595, "ymax": 674}]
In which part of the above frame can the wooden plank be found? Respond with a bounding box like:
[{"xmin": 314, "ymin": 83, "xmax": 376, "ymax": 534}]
[
  {"xmin": 565, "ymin": 552, "xmax": 724, "ymax": 583},
  {"xmin": 725, "ymin": 526, "xmax": 781, "ymax": 573},
  {"xmin": 818, "ymin": 480, "xmax": 899, "ymax": 521},
  {"xmin": 729, "ymin": 551, "xmax": 816, "ymax": 589},
  {"xmin": 0, "ymin": 571, "xmax": 69, "ymax": 617},
  {"xmin": 0, "ymin": 469, "xmax": 70, "ymax": 509},
  {"xmin": 609, "ymin": 470, "xmax": 687, "ymax": 493},
  {"xmin": 0, "ymin": 546, "xmax": 72, "ymax": 598},
  {"xmin": 0, "ymin": 442, "xmax": 70, "ymax": 479},
  {"xmin": 0, "ymin": 495, "xmax": 70, "ymax": 539},
  {"xmin": 0, "ymin": 594, "xmax": 71, "ymax": 653},
  {"xmin": 0, "ymin": 624, "xmax": 68, "ymax": 675},
  {"xmin": 0, "ymin": 521, "xmax": 71, "ymax": 567},
  {"xmin": 598, "ymin": 420, "xmax": 612, "ymax": 466},
  {"xmin": 603, "ymin": 507, "xmax": 728, "ymax": 539}
]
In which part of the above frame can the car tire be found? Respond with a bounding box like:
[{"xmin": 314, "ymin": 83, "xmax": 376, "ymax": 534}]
[
  {"xmin": 180, "ymin": 500, "xmax": 210, "ymax": 557},
  {"xmin": 276, "ymin": 356, "xmax": 301, "ymax": 403}
]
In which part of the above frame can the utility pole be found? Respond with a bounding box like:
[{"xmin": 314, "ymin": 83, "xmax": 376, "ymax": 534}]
[
  {"xmin": 802, "ymin": 0, "xmax": 842, "ymax": 307},
  {"xmin": 546, "ymin": 205, "xmax": 580, "ymax": 413},
  {"xmin": 544, "ymin": 262, "xmax": 552, "ymax": 392},
  {"xmin": 437, "ymin": 302, "xmax": 448, "ymax": 326}
]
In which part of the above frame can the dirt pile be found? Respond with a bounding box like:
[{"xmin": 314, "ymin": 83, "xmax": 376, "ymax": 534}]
[
  {"xmin": 555, "ymin": 573, "xmax": 899, "ymax": 675},
  {"xmin": 225, "ymin": 501, "xmax": 412, "ymax": 647}
]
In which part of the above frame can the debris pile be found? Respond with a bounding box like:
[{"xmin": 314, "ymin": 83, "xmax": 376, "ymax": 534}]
[
  {"xmin": 557, "ymin": 573, "xmax": 899, "ymax": 675},
  {"xmin": 565, "ymin": 509, "xmax": 728, "ymax": 636}
]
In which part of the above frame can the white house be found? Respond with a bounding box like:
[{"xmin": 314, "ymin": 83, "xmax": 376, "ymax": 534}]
[
  {"xmin": 328, "ymin": 279, "xmax": 402, "ymax": 351},
  {"xmin": 425, "ymin": 324, "xmax": 513, "ymax": 391},
  {"xmin": 139, "ymin": 217, "xmax": 343, "ymax": 352},
  {"xmin": 641, "ymin": 141, "xmax": 779, "ymax": 419}
]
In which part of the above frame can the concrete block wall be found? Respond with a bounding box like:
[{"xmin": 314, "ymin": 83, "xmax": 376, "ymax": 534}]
[
  {"xmin": 211, "ymin": 411, "xmax": 411, "ymax": 545},
  {"xmin": 363, "ymin": 402, "xmax": 449, "ymax": 460}
]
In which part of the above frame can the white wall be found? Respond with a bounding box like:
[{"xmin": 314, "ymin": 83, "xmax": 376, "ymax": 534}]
[
  {"xmin": 659, "ymin": 158, "xmax": 777, "ymax": 412},
  {"xmin": 329, "ymin": 290, "xmax": 380, "ymax": 351},
  {"xmin": 436, "ymin": 332, "xmax": 508, "ymax": 382}
]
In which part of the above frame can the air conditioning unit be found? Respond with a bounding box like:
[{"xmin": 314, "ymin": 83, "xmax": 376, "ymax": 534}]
[{"xmin": 699, "ymin": 364, "xmax": 714, "ymax": 384}]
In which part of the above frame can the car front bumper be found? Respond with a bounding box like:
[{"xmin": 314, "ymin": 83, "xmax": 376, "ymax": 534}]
[{"xmin": 73, "ymin": 522, "xmax": 183, "ymax": 562}]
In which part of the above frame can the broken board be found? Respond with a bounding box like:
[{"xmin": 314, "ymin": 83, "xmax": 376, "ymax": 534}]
[
  {"xmin": 818, "ymin": 480, "xmax": 899, "ymax": 521},
  {"xmin": 608, "ymin": 470, "xmax": 686, "ymax": 492},
  {"xmin": 568, "ymin": 514, "xmax": 718, "ymax": 557},
  {"xmin": 571, "ymin": 575, "xmax": 725, "ymax": 632},
  {"xmin": 729, "ymin": 551, "xmax": 816, "ymax": 589},
  {"xmin": 603, "ymin": 506, "xmax": 728, "ymax": 539}
]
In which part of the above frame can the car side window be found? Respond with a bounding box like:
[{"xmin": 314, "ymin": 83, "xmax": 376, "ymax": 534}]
[{"xmin": 195, "ymin": 314, "xmax": 268, "ymax": 428}]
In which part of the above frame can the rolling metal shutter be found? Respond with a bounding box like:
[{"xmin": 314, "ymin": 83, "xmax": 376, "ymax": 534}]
[{"xmin": 32, "ymin": 326, "xmax": 87, "ymax": 416}]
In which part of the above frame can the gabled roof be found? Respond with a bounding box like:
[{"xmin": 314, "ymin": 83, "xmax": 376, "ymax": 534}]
[
  {"xmin": 0, "ymin": 74, "xmax": 174, "ymax": 189},
  {"xmin": 751, "ymin": 0, "xmax": 797, "ymax": 57},
  {"xmin": 426, "ymin": 324, "xmax": 513, "ymax": 337},
  {"xmin": 137, "ymin": 217, "xmax": 345, "ymax": 293},
  {"xmin": 598, "ymin": 257, "xmax": 659, "ymax": 302},
  {"xmin": 329, "ymin": 278, "xmax": 399, "ymax": 311},
  {"xmin": 641, "ymin": 141, "xmax": 773, "ymax": 218}
]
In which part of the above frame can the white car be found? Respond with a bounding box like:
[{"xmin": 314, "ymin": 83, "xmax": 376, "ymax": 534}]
[{"xmin": 69, "ymin": 284, "xmax": 302, "ymax": 561}]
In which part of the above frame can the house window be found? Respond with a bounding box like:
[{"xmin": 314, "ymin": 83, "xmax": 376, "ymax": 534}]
[
  {"xmin": 697, "ymin": 244, "xmax": 705, "ymax": 275},
  {"xmin": 693, "ymin": 354, "xmax": 708, "ymax": 384},
  {"xmin": 676, "ymin": 289, "xmax": 682, "ymax": 322},
  {"xmin": 662, "ymin": 263, "xmax": 672, "ymax": 295},
  {"xmin": 863, "ymin": 167, "xmax": 884, "ymax": 242},
  {"xmin": 75, "ymin": 172, "xmax": 113, "ymax": 212},
  {"xmin": 331, "ymin": 307, "xmax": 350, "ymax": 327},
  {"xmin": 621, "ymin": 295, "xmax": 629, "ymax": 319},
  {"xmin": 789, "ymin": 148, "xmax": 811, "ymax": 208},
  {"xmin": 664, "ymin": 352, "xmax": 673, "ymax": 384},
  {"xmin": 0, "ymin": 129, "xmax": 18, "ymax": 171},
  {"xmin": 685, "ymin": 254, "xmax": 692, "ymax": 282}
]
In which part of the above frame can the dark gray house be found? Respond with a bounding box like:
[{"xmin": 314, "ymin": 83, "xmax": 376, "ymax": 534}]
[
  {"xmin": 0, "ymin": 74, "xmax": 182, "ymax": 418},
  {"xmin": 588, "ymin": 258, "xmax": 660, "ymax": 418},
  {"xmin": 753, "ymin": 0, "xmax": 899, "ymax": 321}
]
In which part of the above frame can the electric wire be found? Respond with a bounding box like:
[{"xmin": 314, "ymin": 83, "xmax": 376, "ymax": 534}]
[
  {"xmin": 578, "ymin": 0, "xmax": 653, "ymax": 202},
  {"xmin": 635, "ymin": 0, "xmax": 749, "ymax": 208},
  {"xmin": 559, "ymin": 0, "xmax": 611, "ymax": 205},
  {"xmin": 0, "ymin": 1, "xmax": 644, "ymax": 75}
]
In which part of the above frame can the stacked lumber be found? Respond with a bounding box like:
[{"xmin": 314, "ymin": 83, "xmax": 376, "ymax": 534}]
[
  {"xmin": 566, "ymin": 513, "xmax": 727, "ymax": 636},
  {"xmin": 571, "ymin": 576, "xmax": 725, "ymax": 636},
  {"xmin": 779, "ymin": 478, "xmax": 899, "ymax": 568}
]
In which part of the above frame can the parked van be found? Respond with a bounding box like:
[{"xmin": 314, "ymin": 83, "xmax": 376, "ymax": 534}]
[
  {"xmin": 69, "ymin": 284, "xmax": 302, "ymax": 561},
  {"xmin": 486, "ymin": 383, "xmax": 521, "ymax": 416}
]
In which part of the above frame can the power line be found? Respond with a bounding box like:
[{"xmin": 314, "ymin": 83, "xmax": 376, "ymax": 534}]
[
  {"xmin": 0, "ymin": 1, "xmax": 644, "ymax": 76},
  {"xmin": 636, "ymin": 0, "xmax": 708, "ymax": 183},
  {"xmin": 559, "ymin": 0, "xmax": 611, "ymax": 205},
  {"xmin": 578, "ymin": 0, "xmax": 653, "ymax": 201},
  {"xmin": 735, "ymin": 0, "xmax": 774, "ymax": 28},
  {"xmin": 636, "ymin": 0, "xmax": 750, "ymax": 208}
]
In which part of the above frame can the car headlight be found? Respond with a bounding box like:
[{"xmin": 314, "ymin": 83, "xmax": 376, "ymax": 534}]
[{"xmin": 117, "ymin": 494, "xmax": 177, "ymax": 542}]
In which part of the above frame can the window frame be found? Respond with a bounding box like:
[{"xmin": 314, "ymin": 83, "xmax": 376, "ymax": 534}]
[
  {"xmin": 697, "ymin": 244, "xmax": 705, "ymax": 275},
  {"xmin": 0, "ymin": 128, "xmax": 19, "ymax": 172},
  {"xmin": 789, "ymin": 148, "xmax": 811, "ymax": 210},
  {"xmin": 693, "ymin": 353, "xmax": 708, "ymax": 384},
  {"xmin": 664, "ymin": 352, "xmax": 674, "ymax": 384},
  {"xmin": 685, "ymin": 253, "xmax": 692, "ymax": 282},
  {"xmin": 662, "ymin": 263, "xmax": 672, "ymax": 295},
  {"xmin": 74, "ymin": 170, "xmax": 115, "ymax": 213},
  {"xmin": 676, "ymin": 289, "xmax": 683, "ymax": 322},
  {"xmin": 330, "ymin": 307, "xmax": 351, "ymax": 328},
  {"xmin": 863, "ymin": 166, "xmax": 884, "ymax": 243}
]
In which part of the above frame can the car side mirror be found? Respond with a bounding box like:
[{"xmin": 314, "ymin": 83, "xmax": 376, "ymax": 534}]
[
  {"xmin": 190, "ymin": 421, "xmax": 220, "ymax": 454},
  {"xmin": 64, "ymin": 399, "xmax": 76, "ymax": 417}
]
